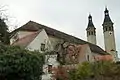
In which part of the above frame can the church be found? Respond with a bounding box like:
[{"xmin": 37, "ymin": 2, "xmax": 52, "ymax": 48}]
[
  {"xmin": 10, "ymin": 8, "xmax": 118, "ymax": 80},
  {"xmin": 86, "ymin": 7, "xmax": 118, "ymax": 61}
]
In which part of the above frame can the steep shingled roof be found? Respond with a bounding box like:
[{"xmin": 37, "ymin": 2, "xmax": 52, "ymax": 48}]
[
  {"xmin": 103, "ymin": 8, "xmax": 113, "ymax": 25},
  {"xmin": 11, "ymin": 21, "xmax": 108, "ymax": 55},
  {"xmin": 86, "ymin": 14, "xmax": 96, "ymax": 30}
]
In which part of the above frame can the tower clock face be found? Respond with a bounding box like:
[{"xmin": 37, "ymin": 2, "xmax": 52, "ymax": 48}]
[{"xmin": 109, "ymin": 31, "xmax": 112, "ymax": 35}]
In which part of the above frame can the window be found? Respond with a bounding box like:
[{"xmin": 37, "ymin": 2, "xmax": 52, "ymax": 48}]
[
  {"xmin": 87, "ymin": 55, "xmax": 89, "ymax": 61},
  {"xmin": 41, "ymin": 43, "xmax": 45, "ymax": 51},
  {"xmin": 106, "ymin": 28, "xmax": 107, "ymax": 31},
  {"xmin": 91, "ymin": 32, "xmax": 93, "ymax": 35},
  {"xmin": 48, "ymin": 65, "xmax": 52, "ymax": 73},
  {"xmin": 89, "ymin": 32, "xmax": 90, "ymax": 35},
  {"xmin": 88, "ymin": 32, "xmax": 90, "ymax": 35},
  {"xmin": 109, "ymin": 27, "xmax": 111, "ymax": 31},
  {"xmin": 109, "ymin": 32, "xmax": 112, "ymax": 35}
]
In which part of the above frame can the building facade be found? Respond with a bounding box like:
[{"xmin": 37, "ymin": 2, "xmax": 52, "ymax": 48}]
[
  {"xmin": 102, "ymin": 8, "xmax": 118, "ymax": 61},
  {"xmin": 86, "ymin": 8, "xmax": 118, "ymax": 61},
  {"xmin": 10, "ymin": 8, "xmax": 117, "ymax": 80}
]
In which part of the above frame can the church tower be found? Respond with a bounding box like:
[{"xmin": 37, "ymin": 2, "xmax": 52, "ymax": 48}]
[
  {"xmin": 86, "ymin": 14, "xmax": 96, "ymax": 44},
  {"xmin": 102, "ymin": 7, "xmax": 117, "ymax": 61}
]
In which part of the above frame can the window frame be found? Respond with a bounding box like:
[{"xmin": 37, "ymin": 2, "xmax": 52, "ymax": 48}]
[{"xmin": 41, "ymin": 43, "xmax": 45, "ymax": 51}]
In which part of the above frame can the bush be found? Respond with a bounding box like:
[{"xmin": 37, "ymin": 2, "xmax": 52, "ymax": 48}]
[{"xmin": 0, "ymin": 44, "xmax": 44, "ymax": 80}]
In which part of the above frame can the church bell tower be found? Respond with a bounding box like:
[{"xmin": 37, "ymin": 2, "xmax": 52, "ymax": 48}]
[
  {"xmin": 102, "ymin": 7, "xmax": 118, "ymax": 61},
  {"xmin": 86, "ymin": 14, "xmax": 96, "ymax": 44}
]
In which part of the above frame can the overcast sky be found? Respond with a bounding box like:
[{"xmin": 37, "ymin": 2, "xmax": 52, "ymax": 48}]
[{"xmin": 0, "ymin": 0, "xmax": 120, "ymax": 56}]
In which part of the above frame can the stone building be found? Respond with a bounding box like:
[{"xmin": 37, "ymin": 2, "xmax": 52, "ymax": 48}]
[{"xmin": 10, "ymin": 7, "xmax": 117, "ymax": 80}]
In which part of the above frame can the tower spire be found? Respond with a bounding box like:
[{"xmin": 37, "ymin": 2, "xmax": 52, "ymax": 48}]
[
  {"xmin": 86, "ymin": 14, "xmax": 96, "ymax": 44},
  {"xmin": 86, "ymin": 14, "xmax": 95, "ymax": 30},
  {"xmin": 105, "ymin": 7, "xmax": 109, "ymax": 15},
  {"xmin": 103, "ymin": 7, "xmax": 113, "ymax": 25}
]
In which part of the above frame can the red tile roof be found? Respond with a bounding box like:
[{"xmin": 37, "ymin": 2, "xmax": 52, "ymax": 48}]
[{"xmin": 12, "ymin": 30, "xmax": 41, "ymax": 47}]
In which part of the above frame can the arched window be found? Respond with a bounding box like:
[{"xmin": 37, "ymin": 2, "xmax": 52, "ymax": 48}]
[
  {"xmin": 109, "ymin": 27, "xmax": 111, "ymax": 31},
  {"xmin": 106, "ymin": 28, "xmax": 107, "ymax": 31},
  {"xmin": 111, "ymin": 27, "xmax": 113, "ymax": 31},
  {"xmin": 94, "ymin": 31, "xmax": 96, "ymax": 35},
  {"xmin": 88, "ymin": 32, "xmax": 90, "ymax": 35},
  {"xmin": 91, "ymin": 32, "xmax": 93, "ymax": 35}
]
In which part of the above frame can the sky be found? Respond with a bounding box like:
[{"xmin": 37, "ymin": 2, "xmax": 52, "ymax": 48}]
[{"xmin": 0, "ymin": 0, "xmax": 120, "ymax": 57}]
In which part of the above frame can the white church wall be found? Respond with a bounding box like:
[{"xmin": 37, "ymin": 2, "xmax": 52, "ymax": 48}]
[
  {"xmin": 104, "ymin": 31, "xmax": 116, "ymax": 53},
  {"xmin": 42, "ymin": 54, "xmax": 59, "ymax": 80},
  {"xmin": 42, "ymin": 74, "xmax": 53, "ymax": 80},
  {"xmin": 87, "ymin": 35, "xmax": 96, "ymax": 44},
  {"xmin": 80, "ymin": 46, "xmax": 93, "ymax": 62},
  {"xmin": 27, "ymin": 29, "xmax": 53, "ymax": 52},
  {"xmin": 85, "ymin": 45, "xmax": 95, "ymax": 62},
  {"xmin": 104, "ymin": 31, "xmax": 117, "ymax": 61},
  {"xmin": 43, "ymin": 54, "xmax": 59, "ymax": 74},
  {"xmin": 48, "ymin": 36, "xmax": 63, "ymax": 49}
]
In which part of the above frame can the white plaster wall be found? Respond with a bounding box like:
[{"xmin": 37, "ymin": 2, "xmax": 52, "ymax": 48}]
[
  {"xmin": 27, "ymin": 29, "xmax": 53, "ymax": 52},
  {"xmin": 104, "ymin": 31, "xmax": 117, "ymax": 60},
  {"xmin": 42, "ymin": 54, "xmax": 59, "ymax": 80},
  {"xmin": 104, "ymin": 31, "xmax": 116, "ymax": 52},
  {"xmin": 43, "ymin": 54, "xmax": 59, "ymax": 74},
  {"xmin": 87, "ymin": 35, "xmax": 96, "ymax": 44},
  {"xmin": 82, "ymin": 45, "xmax": 94, "ymax": 62},
  {"xmin": 10, "ymin": 38, "xmax": 16, "ymax": 44},
  {"xmin": 48, "ymin": 36, "xmax": 63, "ymax": 49},
  {"xmin": 85, "ymin": 45, "xmax": 95, "ymax": 62},
  {"xmin": 45, "ymin": 55, "xmax": 59, "ymax": 66},
  {"xmin": 42, "ymin": 74, "xmax": 53, "ymax": 80},
  {"xmin": 75, "ymin": 44, "xmax": 95, "ymax": 63}
]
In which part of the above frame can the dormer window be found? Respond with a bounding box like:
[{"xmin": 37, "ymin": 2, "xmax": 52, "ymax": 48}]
[{"xmin": 41, "ymin": 43, "xmax": 45, "ymax": 51}]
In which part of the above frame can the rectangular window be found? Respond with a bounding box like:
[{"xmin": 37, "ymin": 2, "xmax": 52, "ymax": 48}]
[
  {"xmin": 48, "ymin": 65, "xmax": 52, "ymax": 73},
  {"xmin": 91, "ymin": 32, "xmax": 93, "ymax": 35},
  {"xmin": 87, "ymin": 55, "xmax": 89, "ymax": 61},
  {"xmin": 41, "ymin": 43, "xmax": 45, "ymax": 51}
]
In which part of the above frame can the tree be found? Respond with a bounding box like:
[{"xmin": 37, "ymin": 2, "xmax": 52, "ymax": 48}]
[
  {"xmin": 0, "ymin": 43, "xmax": 45, "ymax": 80},
  {"xmin": 0, "ymin": 16, "xmax": 10, "ymax": 44},
  {"xmin": 52, "ymin": 66, "xmax": 69, "ymax": 80},
  {"xmin": 69, "ymin": 62, "xmax": 93, "ymax": 80},
  {"xmin": 69, "ymin": 61, "xmax": 120, "ymax": 80},
  {"xmin": 0, "ymin": 7, "xmax": 10, "ymax": 44},
  {"xmin": 94, "ymin": 61, "xmax": 120, "ymax": 80}
]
